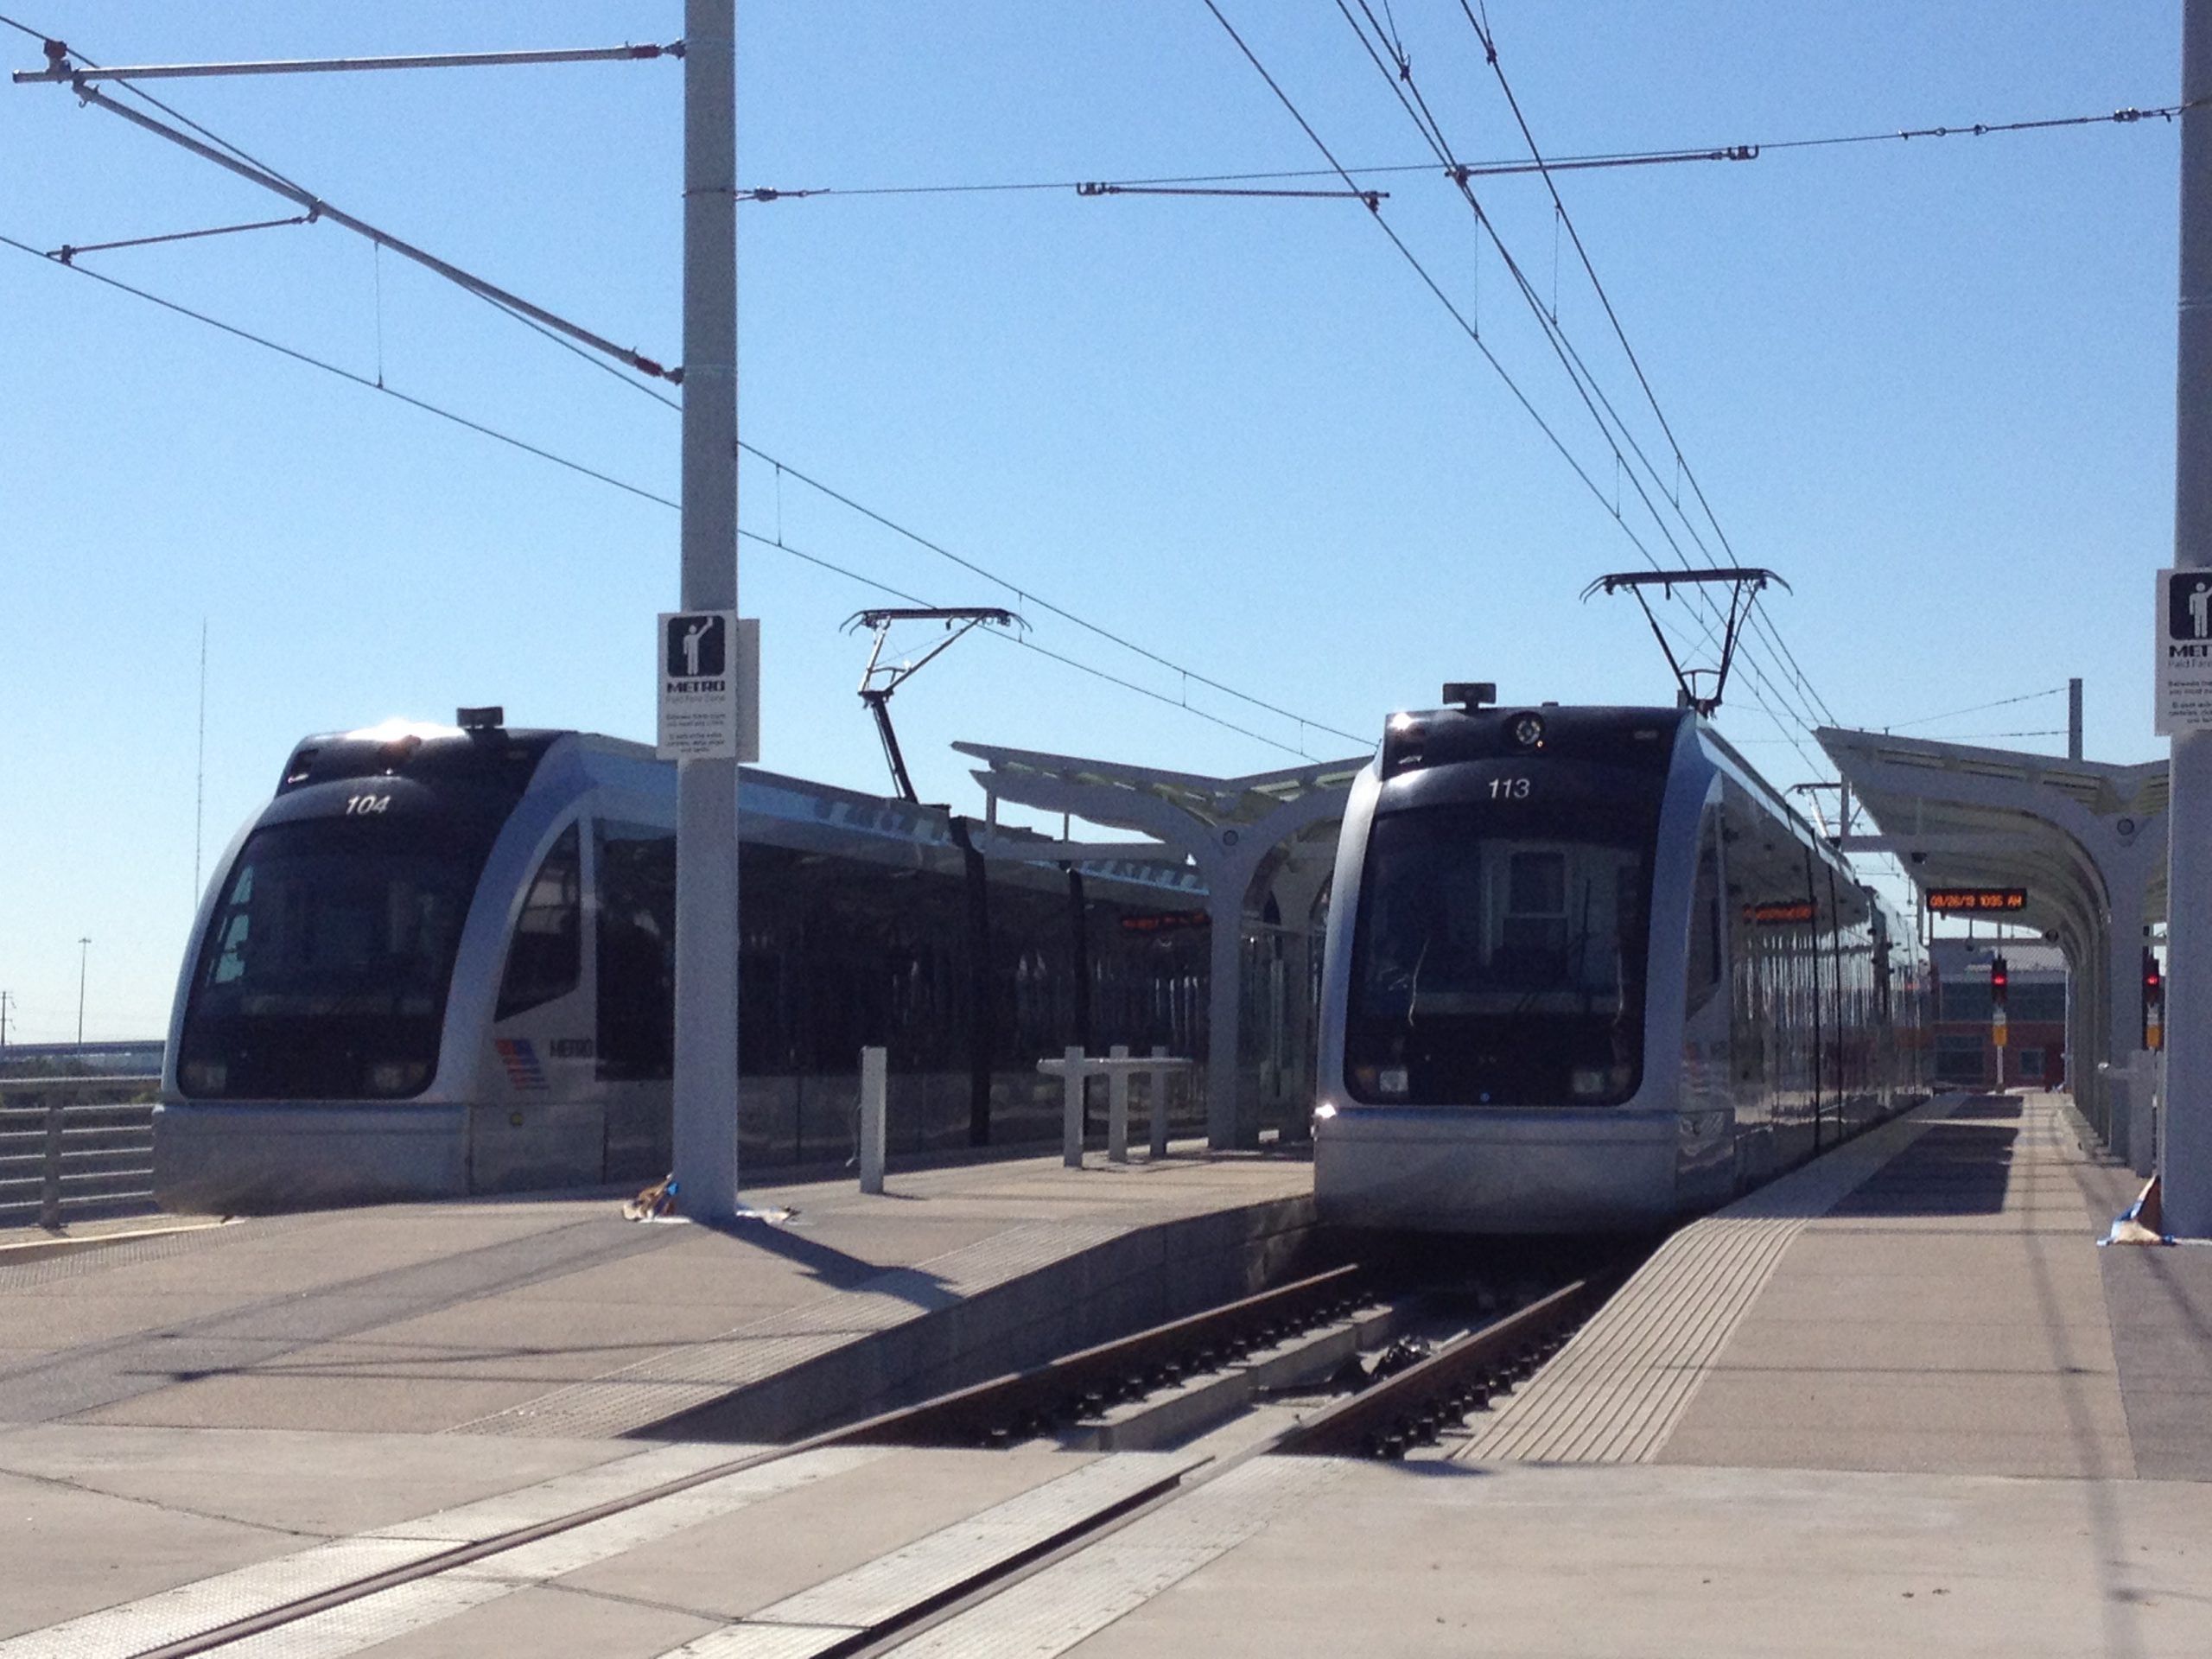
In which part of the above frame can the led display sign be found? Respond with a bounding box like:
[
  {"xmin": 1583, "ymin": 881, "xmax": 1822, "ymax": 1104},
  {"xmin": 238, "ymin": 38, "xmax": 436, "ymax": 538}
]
[
  {"xmin": 1926, "ymin": 888, "xmax": 2028, "ymax": 914},
  {"xmin": 1744, "ymin": 900, "xmax": 1815, "ymax": 925},
  {"xmin": 1118, "ymin": 911, "xmax": 1210, "ymax": 934}
]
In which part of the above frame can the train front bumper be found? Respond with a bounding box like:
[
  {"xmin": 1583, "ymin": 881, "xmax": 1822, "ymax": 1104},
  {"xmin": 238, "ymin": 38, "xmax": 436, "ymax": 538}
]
[{"xmin": 1313, "ymin": 1103, "xmax": 1681, "ymax": 1234}]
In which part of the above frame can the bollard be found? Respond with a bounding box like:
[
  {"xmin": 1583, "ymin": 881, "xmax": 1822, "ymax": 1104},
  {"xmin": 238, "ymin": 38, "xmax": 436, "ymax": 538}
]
[
  {"xmin": 1107, "ymin": 1044, "xmax": 1130, "ymax": 1163},
  {"xmin": 1062, "ymin": 1046, "xmax": 1085, "ymax": 1168},
  {"xmin": 39, "ymin": 1097, "xmax": 65, "ymax": 1230},
  {"xmin": 1148, "ymin": 1045, "xmax": 1172, "ymax": 1159},
  {"xmin": 858, "ymin": 1046, "xmax": 887, "ymax": 1194}
]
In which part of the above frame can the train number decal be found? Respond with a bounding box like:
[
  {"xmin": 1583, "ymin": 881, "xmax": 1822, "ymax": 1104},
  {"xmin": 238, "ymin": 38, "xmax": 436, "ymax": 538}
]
[
  {"xmin": 1487, "ymin": 777, "xmax": 1531, "ymax": 799},
  {"xmin": 345, "ymin": 793, "xmax": 393, "ymax": 816}
]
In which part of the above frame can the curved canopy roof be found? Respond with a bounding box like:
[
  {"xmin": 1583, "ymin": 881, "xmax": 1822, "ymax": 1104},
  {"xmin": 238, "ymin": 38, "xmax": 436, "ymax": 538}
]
[{"xmin": 1816, "ymin": 727, "xmax": 2167, "ymax": 943}]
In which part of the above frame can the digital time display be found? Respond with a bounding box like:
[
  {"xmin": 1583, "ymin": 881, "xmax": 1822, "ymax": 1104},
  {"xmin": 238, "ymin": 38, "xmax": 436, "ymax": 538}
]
[{"xmin": 1926, "ymin": 888, "xmax": 2028, "ymax": 913}]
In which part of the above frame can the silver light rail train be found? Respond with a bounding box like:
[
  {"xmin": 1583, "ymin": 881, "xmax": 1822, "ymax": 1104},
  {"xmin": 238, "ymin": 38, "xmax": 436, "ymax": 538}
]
[
  {"xmin": 1313, "ymin": 695, "xmax": 1929, "ymax": 1233},
  {"xmin": 158, "ymin": 711, "xmax": 1220, "ymax": 1213}
]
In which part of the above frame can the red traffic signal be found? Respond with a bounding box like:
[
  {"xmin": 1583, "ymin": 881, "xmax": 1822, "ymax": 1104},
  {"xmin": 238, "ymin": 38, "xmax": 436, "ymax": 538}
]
[
  {"xmin": 1989, "ymin": 955, "xmax": 2009, "ymax": 1007},
  {"xmin": 2145, "ymin": 949, "xmax": 2164, "ymax": 1004}
]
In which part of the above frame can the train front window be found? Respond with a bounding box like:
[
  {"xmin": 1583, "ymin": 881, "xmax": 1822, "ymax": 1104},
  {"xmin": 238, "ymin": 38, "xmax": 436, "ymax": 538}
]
[
  {"xmin": 179, "ymin": 815, "xmax": 493, "ymax": 1099},
  {"xmin": 1346, "ymin": 800, "xmax": 1656, "ymax": 1107}
]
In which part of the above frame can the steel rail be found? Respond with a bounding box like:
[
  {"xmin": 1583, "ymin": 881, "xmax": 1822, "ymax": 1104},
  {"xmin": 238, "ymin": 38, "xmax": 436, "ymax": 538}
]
[
  {"xmin": 1271, "ymin": 1269, "xmax": 1620, "ymax": 1458},
  {"xmin": 830, "ymin": 1261, "xmax": 1371, "ymax": 1447},
  {"xmin": 120, "ymin": 1261, "xmax": 1368, "ymax": 1656}
]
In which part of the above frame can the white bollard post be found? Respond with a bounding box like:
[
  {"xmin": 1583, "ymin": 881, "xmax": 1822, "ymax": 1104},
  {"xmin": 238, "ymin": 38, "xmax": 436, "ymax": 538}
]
[
  {"xmin": 859, "ymin": 1046, "xmax": 887, "ymax": 1194},
  {"xmin": 1062, "ymin": 1045, "xmax": 1085, "ymax": 1169},
  {"xmin": 1148, "ymin": 1044, "xmax": 1171, "ymax": 1160},
  {"xmin": 1108, "ymin": 1044, "xmax": 1130, "ymax": 1163}
]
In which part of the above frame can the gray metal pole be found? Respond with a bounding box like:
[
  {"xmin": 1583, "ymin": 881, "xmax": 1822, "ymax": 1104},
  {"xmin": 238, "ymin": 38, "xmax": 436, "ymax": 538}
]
[
  {"xmin": 672, "ymin": 0, "xmax": 741, "ymax": 1220},
  {"xmin": 2164, "ymin": 0, "xmax": 2212, "ymax": 1236},
  {"xmin": 2068, "ymin": 677, "xmax": 2083, "ymax": 760},
  {"xmin": 75, "ymin": 938, "xmax": 89, "ymax": 1046}
]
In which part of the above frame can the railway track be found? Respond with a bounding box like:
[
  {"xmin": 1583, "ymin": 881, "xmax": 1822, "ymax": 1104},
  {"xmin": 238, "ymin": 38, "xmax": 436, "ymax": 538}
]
[{"xmin": 78, "ymin": 1249, "xmax": 1636, "ymax": 1659}]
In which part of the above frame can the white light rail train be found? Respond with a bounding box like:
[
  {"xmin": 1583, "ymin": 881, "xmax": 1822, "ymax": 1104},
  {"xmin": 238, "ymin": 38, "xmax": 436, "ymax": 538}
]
[
  {"xmin": 156, "ymin": 710, "xmax": 1219, "ymax": 1213},
  {"xmin": 1313, "ymin": 692, "xmax": 1930, "ymax": 1233}
]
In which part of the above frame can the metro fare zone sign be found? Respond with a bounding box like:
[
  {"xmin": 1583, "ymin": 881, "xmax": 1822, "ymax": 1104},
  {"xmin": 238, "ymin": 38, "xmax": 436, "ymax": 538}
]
[
  {"xmin": 1926, "ymin": 888, "xmax": 2029, "ymax": 914},
  {"xmin": 657, "ymin": 611, "xmax": 760, "ymax": 761},
  {"xmin": 2157, "ymin": 567, "xmax": 2212, "ymax": 734}
]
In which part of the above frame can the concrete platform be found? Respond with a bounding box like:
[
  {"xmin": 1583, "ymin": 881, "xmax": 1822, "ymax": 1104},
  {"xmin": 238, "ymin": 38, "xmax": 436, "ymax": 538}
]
[
  {"xmin": 912, "ymin": 1091, "xmax": 2212, "ymax": 1657},
  {"xmin": 0, "ymin": 1147, "xmax": 1314, "ymax": 1445},
  {"xmin": 8, "ymin": 1095, "xmax": 2211, "ymax": 1656}
]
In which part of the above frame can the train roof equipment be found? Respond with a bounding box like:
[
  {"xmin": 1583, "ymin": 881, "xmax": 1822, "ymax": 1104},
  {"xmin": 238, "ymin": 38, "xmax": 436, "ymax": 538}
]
[
  {"xmin": 1580, "ymin": 566, "xmax": 1790, "ymax": 716},
  {"xmin": 843, "ymin": 607, "xmax": 1026, "ymax": 804}
]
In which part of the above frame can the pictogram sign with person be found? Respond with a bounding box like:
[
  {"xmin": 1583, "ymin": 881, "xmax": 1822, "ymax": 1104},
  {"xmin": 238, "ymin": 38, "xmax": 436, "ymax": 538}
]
[
  {"xmin": 665, "ymin": 612, "xmax": 726, "ymax": 681},
  {"xmin": 2169, "ymin": 571, "xmax": 2212, "ymax": 641}
]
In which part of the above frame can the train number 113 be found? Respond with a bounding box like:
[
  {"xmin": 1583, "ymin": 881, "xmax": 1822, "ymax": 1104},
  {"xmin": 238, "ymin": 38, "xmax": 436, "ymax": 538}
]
[{"xmin": 1488, "ymin": 777, "xmax": 1531, "ymax": 799}]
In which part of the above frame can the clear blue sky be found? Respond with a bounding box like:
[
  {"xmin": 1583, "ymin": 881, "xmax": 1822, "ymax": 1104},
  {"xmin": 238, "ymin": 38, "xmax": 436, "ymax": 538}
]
[{"xmin": 0, "ymin": 2, "xmax": 2187, "ymax": 1040}]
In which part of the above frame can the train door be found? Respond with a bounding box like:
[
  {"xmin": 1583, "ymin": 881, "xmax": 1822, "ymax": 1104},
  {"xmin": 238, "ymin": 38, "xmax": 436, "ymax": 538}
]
[
  {"xmin": 474, "ymin": 818, "xmax": 605, "ymax": 1192},
  {"xmin": 1675, "ymin": 797, "xmax": 1735, "ymax": 1208}
]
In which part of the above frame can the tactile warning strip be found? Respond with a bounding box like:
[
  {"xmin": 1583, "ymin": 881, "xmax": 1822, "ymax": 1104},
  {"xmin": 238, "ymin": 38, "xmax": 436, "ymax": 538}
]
[
  {"xmin": 1459, "ymin": 1096, "xmax": 1963, "ymax": 1466},
  {"xmin": 454, "ymin": 1218, "xmax": 1132, "ymax": 1440}
]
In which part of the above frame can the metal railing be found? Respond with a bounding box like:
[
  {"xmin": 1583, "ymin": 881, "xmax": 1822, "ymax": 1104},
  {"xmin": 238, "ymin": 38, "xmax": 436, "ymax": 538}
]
[{"xmin": 0, "ymin": 1077, "xmax": 161, "ymax": 1230}]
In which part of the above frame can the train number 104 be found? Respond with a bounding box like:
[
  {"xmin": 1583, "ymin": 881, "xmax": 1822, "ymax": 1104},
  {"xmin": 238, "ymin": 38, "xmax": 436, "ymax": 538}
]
[
  {"xmin": 345, "ymin": 794, "xmax": 394, "ymax": 816},
  {"xmin": 1488, "ymin": 777, "xmax": 1531, "ymax": 799}
]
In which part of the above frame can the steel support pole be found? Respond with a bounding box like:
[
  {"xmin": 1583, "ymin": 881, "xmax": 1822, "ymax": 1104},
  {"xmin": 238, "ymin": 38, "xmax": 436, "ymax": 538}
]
[
  {"xmin": 672, "ymin": 0, "xmax": 741, "ymax": 1220},
  {"xmin": 2166, "ymin": 0, "xmax": 2212, "ymax": 1236},
  {"xmin": 2069, "ymin": 677, "xmax": 2084, "ymax": 760}
]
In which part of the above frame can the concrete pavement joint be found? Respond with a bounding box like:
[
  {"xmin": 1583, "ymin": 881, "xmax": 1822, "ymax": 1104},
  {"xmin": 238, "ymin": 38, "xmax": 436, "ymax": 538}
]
[
  {"xmin": 0, "ymin": 1216, "xmax": 692, "ymax": 1424},
  {"xmin": 0, "ymin": 1459, "xmax": 331, "ymax": 1542}
]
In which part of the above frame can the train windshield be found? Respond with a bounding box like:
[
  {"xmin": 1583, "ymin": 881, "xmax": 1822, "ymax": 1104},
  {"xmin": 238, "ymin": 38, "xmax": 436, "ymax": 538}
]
[
  {"xmin": 178, "ymin": 814, "xmax": 495, "ymax": 1099},
  {"xmin": 1345, "ymin": 798, "xmax": 1657, "ymax": 1107}
]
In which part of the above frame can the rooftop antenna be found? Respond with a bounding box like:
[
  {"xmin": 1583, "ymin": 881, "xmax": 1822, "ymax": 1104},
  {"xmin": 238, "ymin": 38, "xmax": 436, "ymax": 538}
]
[
  {"xmin": 842, "ymin": 607, "xmax": 1026, "ymax": 803},
  {"xmin": 1579, "ymin": 567, "xmax": 1789, "ymax": 715}
]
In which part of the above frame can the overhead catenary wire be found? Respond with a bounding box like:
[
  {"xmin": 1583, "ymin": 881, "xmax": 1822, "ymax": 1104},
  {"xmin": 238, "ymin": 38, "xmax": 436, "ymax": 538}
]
[
  {"xmin": 10, "ymin": 23, "xmax": 677, "ymax": 382},
  {"xmin": 48, "ymin": 211, "xmax": 315, "ymax": 263},
  {"xmin": 725, "ymin": 101, "xmax": 2202, "ymax": 205},
  {"xmin": 451, "ymin": 249, "xmax": 1371, "ymax": 749},
  {"xmin": 1454, "ymin": 3, "xmax": 1839, "ymax": 733},
  {"xmin": 1, "ymin": 229, "xmax": 1332, "ymax": 762},
  {"xmin": 1267, "ymin": 0, "xmax": 1827, "ymax": 777},
  {"xmin": 1884, "ymin": 684, "xmax": 2069, "ymax": 733},
  {"xmin": 3, "ymin": 10, "xmax": 1363, "ymax": 760},
  {"xmin": 1329, "ymin": 3, "xmax": 1840, "ymax": 774}
]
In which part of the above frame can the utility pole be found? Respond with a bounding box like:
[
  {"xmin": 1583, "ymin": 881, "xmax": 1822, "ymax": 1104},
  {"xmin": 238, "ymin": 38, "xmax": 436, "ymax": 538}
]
[
  {"xmin": 75, "ymin": 938, "xmax": 91, "ymax": 1046},
  {"xmin": 2165, "ymin": 0, "xmax": 2212, "ymax": 1236},
  {"xmin": 2068, "ymin": 677, "xmax": 2083, "ymax": 760},
  {"xmin": 671, "ymin": 0, "xmax": 741, "ymax": 1219},
  {"xmin": 1, "ymin": 989, "xmax": 12, "ymax": 1058}
]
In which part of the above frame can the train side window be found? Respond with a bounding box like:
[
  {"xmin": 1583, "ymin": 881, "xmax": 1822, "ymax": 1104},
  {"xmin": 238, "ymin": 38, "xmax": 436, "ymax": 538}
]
[
  {"xmin": 496, "ymin": 823, "xmax": 581, "ymax": 1020},
  {"xmin": 1687, "ymin": 807, "xmax": 1723, "ymax": 1012},
  {"xmin": 598, "ymin": 820, "xmax": 677, "ymax": 1080}
]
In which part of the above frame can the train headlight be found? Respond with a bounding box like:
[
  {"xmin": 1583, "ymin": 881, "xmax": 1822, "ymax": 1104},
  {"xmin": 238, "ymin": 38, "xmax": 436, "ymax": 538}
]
[
  {"xmin": 1511, "ymin": 713, "xmax": 1545, "ymax": 748},
  {"xmin": 181, "ymin": 1060, "xmax": 226, "ymax": 1094}
]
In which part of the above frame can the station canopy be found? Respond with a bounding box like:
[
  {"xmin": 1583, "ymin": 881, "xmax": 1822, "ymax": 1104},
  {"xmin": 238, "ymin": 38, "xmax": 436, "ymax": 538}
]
[
  {"xmin": 1819, "ymin": 728, "xmax": 2167, "ymax": 941},
  {"xmin": 1817, "ymin": 725, "xmax": 2168, "ymax": 1151}
]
